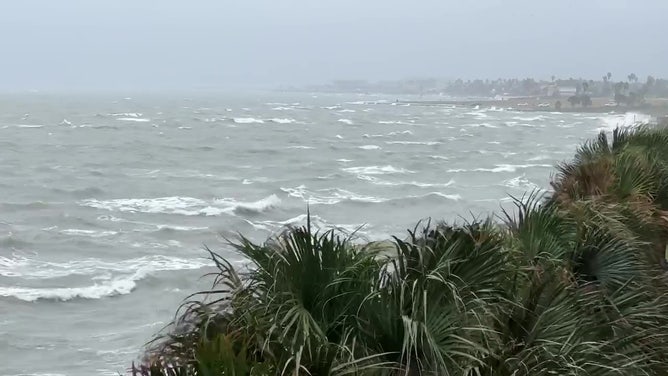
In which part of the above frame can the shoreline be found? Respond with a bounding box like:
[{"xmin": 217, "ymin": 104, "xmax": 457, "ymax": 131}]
[{"xmin": 399, "ymin": 96, "xmax": 668, "ymax": 119}]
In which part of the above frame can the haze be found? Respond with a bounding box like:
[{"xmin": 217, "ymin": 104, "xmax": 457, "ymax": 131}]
[{"xmin": 2, "ymin": 0, "xmax": 667, "ymax": 91}]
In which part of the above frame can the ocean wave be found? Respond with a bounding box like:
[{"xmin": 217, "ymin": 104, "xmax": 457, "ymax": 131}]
[
  {"xmin": 512, "ymin": 115, "xmax": 547, "ymax": 122},
  {"xmin": 0, "ymin": 254, "xmax": 208, "ymax": 281},
  {"xmin": 385, "ymin": 141, "xmax": 442, "ymax": 146},
  {"xmin": 338, "ymin": 109, "xmax": 356, "ymax": 113},
  {"xmin": 362, "ymin": 134, "xmax": 385, "ymax": 138},
  {"xmin": 82, "ymin": 194, "xmax": 280, "ymax": 217},
  {"xmin": 116, "ymin": 117, "xmax": 150, "ymax": 122},
  {"xmin": 59, "ymin": 229, "xmax": 119, "ymax": 238},
  {"xmin": 338, "ymin": 119, "xmax": 353, "ymax": 125},
  {"xmin": 387, "ymin": 130, "xmax": 414, "ymax": 136},
  {"xmin": 502, "ymin": 175, "xmax": 540, "ymax": 190},
  {"xmin": 527, "ymin": 154, "xmax": 552, "ymax": 161},
  {"xmin": 363, "ymin": 176, "xmax": 455, "ymax": 188},
  {"xmin": 342, "ymin": 165, "xmax": 414, "ymax": 175},
  {"xmin": 215, "ymin": 194, "xmax": 281, "ymax": 215},
  {"xmin": 381, "ymin": 192, "xmax": 461, "ymax": 206},
  {"xmin": 447, "ymin": 164, "xmax": 552, "ymax": 173},
  {"xmin": 268, "ymin": 118, "xmax": 296, "ymax": 124},
  {"xmin": 0, "ymin": 280, "xmax": 138, "ymax": 302},
  {"xmin": 0, "ymin": 255, "xmax": 207, "ymax": 301},
  {"xmin": 12, "ymin": 124, "xmax": 45, "ymax": 128},
  {"xmin": 109, "ymin": 112, "xmax": 142, "ymax": 117},
  {"xmin": 358, "ymin": 145, "xmax": 381, "ymax": 150},
  {"xmin": 80, "ymin": 196, "xmax": 209, "ymax": 215},
  {"xmin": 272, "ymin": 106, "xmax": 293, "ymax": 111},
  {"xmin": 378, "ymin": 120, "xmax": 406, "ymax": 125},
  {"xmin": 248, "ymin": 214, "xmax": 365, "ymax": 235},
  {"xmin": 286, "ymin": 145, "xmax": 315, "ymax": 149},
  {"xmin": 51, "ymin": 186, "xmax": 104, "ymax": 198},
  {"xmin": 0, "ymin": 201, "xmax": 50, "ymax": 211},
  {"xmin": 281, "ymin": 185, "xmax": 385, "ymax": 205},
  {"xmin": 598, "ymin": 112, "xmax": 651, "ymax": 132},
  {"xmin": 233, "ymin": 117, "xmax": 264, "ymax": 124}
]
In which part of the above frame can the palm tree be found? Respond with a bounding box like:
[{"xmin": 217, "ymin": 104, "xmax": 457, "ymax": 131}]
[{"xmin": 133, "ymin": 128, "xmax": 668, "ymax": 376}]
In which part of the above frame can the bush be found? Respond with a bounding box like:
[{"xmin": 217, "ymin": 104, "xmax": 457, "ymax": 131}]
[{"xmin": 132, "ymin": 126, "xmax": 668, "ymax": 375}]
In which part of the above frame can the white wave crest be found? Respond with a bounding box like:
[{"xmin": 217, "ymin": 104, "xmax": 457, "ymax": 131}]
[
  {"xmin": 116, "ymin": 117, "xmax": 150, "ymax": 122},
  {"xmin": 286, "ymin": 145, "xmax": 315, "ymax": 149},
  {"xmin": 342, "ymin": 165, "xmax": 414, "ymax": 175},
  {"xmin": 338, "ymin": 119, "xmax": 353, "ymax": 125},
  {"xmin": 109, "ymin": 112, "xmax": 142, "ymax": 117},
  {"xmin": 269, "ymin": 118, "xmax": 296, "ymax": 124},
  {"xmin": 59, "ymin": 229, "xmax": 119, "ymax": 238},
  {"xmin": 385, "ymin": 141, "xmax": 442, "ymax": 146},
  {"xmin": 0, "ymin": 255, "xmax": 209, "ymax": 301},
  {"xmin": 80, "ymin": 197, "xmax": 210, "ymax": 215},
  {"xmin": 503, "ymin": 175, "xmax": 540, "ymax": 190},
  {"xmin": 215, "ymin": 194, "xmax": 281, "ymax": 215},
  {"xmin": 447, "ymin": 164, "xmax": 552, "ymax": 173},
  {"xmin": 281, "ymin": 185, "xmax": 385, "ymax": 205},
  {"xmin": 81, "ymin": 195, "xmax": 279, "ymax": 217},
  {"xmin": 233, "ymin": 117, "xmax": 264, "ymax": 124},
  {"xmin": 387, "ymin": 130, "xmax": 414, "ymax": 136},
  {"xmin": 598, "ymin": 112, "xmax": 652, "ymax": 132},
  {"xmin": 364, "ymin": 177, "xmax": 455, "ymax": 188},
  {"xmin": 358, "ymin": 145, "xmax": 381, "ymax": 150}
]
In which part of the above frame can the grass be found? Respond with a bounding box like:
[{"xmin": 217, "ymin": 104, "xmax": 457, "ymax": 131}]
[{"xmin": 131, "ymin": 125, "xmax": 668, "ymax": 375}]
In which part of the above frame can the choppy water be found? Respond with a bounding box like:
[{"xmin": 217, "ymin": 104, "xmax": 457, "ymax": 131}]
[{"xmin": 0, "ymin": 91, "xmax": 648, "ymax": 375}]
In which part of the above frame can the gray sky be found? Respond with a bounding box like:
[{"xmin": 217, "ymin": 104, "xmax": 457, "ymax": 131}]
[{"xmin": 1, "ymin": 0, "xmax": 666, "ymax": 90}]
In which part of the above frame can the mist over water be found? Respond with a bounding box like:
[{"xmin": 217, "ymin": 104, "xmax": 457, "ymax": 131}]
[{"xmin": 0, "ymin": 91, "xmax": 646, "ymax": 375}]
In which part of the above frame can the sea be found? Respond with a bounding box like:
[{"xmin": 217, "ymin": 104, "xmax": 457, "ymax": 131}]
[{"xmin": 0, "ymin": 91, "xmax": 650, "ymax": 375}]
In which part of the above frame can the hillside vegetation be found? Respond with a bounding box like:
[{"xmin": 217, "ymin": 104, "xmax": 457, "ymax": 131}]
[{"xmin": 132, "ymin": 125, "xmax": 668, "ymax": 375}]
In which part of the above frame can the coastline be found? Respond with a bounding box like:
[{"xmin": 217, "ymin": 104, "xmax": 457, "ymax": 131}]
[{"xmin": 399, "ymin": 96, "xmax": 668, "ymax": 119}]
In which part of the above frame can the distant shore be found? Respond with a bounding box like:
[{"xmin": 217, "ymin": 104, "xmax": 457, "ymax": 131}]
[{"xmin": 400, "ymin": 96, "xmax": 668, "ymax": 119}]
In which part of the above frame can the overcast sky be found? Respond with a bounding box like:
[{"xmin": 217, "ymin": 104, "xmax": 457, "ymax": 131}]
[{"xmin": 1, "ymin": 0, "xmax": 666, "ymax": 91}]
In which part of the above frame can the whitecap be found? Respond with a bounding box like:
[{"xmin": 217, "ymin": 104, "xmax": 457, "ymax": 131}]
[
  {"xmin": 359, "ymin": 145, "xmax": 381, "ymax": 150},
  {"xmin": 0, "ymin": 254, "xmax": 208, "ymax": 281},
  {"xmin": 0, "ymin": 254, "xmax": 206, "ymax": 301},
  {"xmin": 385, "ymin": 141, "xmax": 442, "ymax": 146},
  {"xmin": 502, "ymin": 175, "xmax": 540, "ymax": 190},
  {"xmin": 366, "ymin": 178, "xmax": 455, "ymax": 188},
  {"xmin": 281, "ymin": 185, "xmax": 385, "ymax": 205},
  {"xmin": 109, "ymin": 112, "xmax": 142, "ymax": 117},
  {"xmin": 338, "ymin": 119, "xmax": 353, "ymax": 125},
  {"xmin": 597, "ymin": 112, "xmax": 651, "ymax": 132},
  {"xmin": 387, "ymin": 130, "xmax": 414, "ymax": 136},
  {"xmin": 215, "ymin": 194, "xmax": 281, "ymax": 215},
  {"xmin": 286, "ymin": 145, "xmax": 315, "ymax": 149},
  {"xmin": 80, "ymin": 197, "xmax": 208, "ymax": 214},
  {"xmin": 116, "ymin": 117, "xmax": 150, "ymax": 122},
  {"xmin": 447, "ymin": 164, "xmax": 552, "ymax": 173},
  {"xmin": 342, "ymin": 165, "xmax": 414, "ymax": 175},
  {"xmin": 233, "ymin": 117, "xmax": 264, "ymax": 124},
  {"xmin": 269, "ymin": 118, "xmax": 296, "ymax": 124},
  {"xmin": 512, "ymin": 115, "xmax": 547, "ymax": 122},
  {"xmin": 59, "ymin": 229, "xmax": 119, "ymax": 238}
]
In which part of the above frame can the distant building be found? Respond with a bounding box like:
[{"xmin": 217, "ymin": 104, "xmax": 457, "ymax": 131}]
[{"xmin": 560, "ymin": 87, "xmax": 578, "ymax": 97}]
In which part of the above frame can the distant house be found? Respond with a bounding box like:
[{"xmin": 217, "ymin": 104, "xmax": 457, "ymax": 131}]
[
  {"xmin": 560, "ymin": 87, "xmax": 578, "ymax": 97},
  {"xmin": 542, "ymin": 84, "xmax": 560, "ymax": 97}
]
